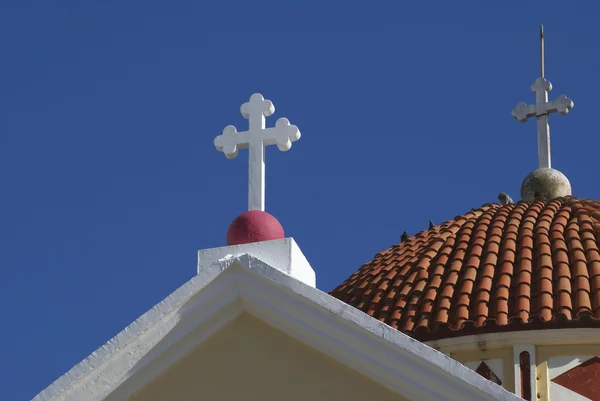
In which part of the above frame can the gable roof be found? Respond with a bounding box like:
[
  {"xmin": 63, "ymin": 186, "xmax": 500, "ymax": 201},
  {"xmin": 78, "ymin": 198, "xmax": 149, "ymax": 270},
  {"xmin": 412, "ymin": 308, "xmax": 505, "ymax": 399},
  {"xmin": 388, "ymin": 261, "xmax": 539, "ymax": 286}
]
[{"xmin": 33, "ymin": 247, "xmax": 522, "ymax": 401}]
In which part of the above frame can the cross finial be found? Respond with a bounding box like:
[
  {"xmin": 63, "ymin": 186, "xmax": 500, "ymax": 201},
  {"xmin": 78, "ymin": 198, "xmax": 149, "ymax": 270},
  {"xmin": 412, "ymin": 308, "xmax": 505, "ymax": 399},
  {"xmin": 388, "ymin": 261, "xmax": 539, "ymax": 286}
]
[
  {"xmin": 214, "ymin": 93, "xmax": 301, "ymax": 211},
  {"xmin": 511, "ymin": 26, "xmax": 574, "ymax": 169},
  {"xmin": 540, "ymin": 24, "xmax": 545, "ymax": 78}
]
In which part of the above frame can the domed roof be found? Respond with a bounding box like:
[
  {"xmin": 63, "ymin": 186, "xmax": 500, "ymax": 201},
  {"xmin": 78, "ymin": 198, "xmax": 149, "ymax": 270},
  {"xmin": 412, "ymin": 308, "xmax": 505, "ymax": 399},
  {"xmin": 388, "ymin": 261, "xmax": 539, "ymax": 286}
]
[{"xmin": 330, "ymin": 197, "xmax": 600, "ymax": 341}]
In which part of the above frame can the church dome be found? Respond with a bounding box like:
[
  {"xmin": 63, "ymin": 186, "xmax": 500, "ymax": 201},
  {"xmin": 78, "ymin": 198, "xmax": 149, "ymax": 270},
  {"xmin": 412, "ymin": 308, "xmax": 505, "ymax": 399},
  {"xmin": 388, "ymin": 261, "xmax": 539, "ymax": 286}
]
[{"xmin": 330, "ymin": 197, "xmax": 600, "ymax": 341}]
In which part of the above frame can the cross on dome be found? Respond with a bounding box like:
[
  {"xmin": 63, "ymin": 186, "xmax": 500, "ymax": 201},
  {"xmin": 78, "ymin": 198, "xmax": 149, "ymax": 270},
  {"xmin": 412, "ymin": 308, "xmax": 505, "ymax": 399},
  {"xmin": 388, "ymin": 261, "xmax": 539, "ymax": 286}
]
[
  {"xmin": 214, "ymin": 93, "xmax": 301, "ymax": 211},
  {"xmin": 511, "ymin": 25, "xmax": 574, "ymax": 169}
]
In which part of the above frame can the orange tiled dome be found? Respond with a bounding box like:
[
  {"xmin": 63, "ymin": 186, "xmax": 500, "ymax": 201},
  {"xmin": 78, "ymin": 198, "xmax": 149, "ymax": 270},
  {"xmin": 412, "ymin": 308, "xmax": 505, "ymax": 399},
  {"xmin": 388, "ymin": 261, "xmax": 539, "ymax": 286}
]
[{"xmin": 330, "ymin": 197, "xmax": 600, "ymax": 341}]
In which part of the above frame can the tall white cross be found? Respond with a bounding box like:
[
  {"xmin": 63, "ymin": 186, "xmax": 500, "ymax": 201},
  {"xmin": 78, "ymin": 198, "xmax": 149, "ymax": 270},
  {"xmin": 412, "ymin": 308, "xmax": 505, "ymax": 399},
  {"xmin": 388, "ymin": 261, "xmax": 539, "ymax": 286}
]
[
  {"xmin": 511, "ymin": 25, "xmax": 574, "ymax": 169},
  {"xmin": 214, "ymin": 93, "xmax": 301, "ymax": 211}
]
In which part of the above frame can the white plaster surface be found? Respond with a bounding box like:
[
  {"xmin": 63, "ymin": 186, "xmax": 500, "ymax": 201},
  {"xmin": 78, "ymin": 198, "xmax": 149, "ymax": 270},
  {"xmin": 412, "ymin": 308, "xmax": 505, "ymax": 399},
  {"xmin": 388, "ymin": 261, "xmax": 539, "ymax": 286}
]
[
  {"xmin": 548, "ymin": 356, "xmax": 594, "ymax": 401},
  {"xmin": 197, "ymin": 238, "xmax": 316, "ymax": 287},
  {"xmin": 548, "ymin": 355, "xmax": 592, "ymax": 379},
  {"xmin": 465, "ymin": 359, "xmax": 504, "ymax": 384},
  {"xmin": 33, "ymin": 252, "xmax": 521, "ymax": 401},
  {"xmin": 550, "ymin": 382, "xmax": 592, "ymax": 401},
  {"xmin": 213, "ymin": 93, "xmax": 301, "ymax": 211}
]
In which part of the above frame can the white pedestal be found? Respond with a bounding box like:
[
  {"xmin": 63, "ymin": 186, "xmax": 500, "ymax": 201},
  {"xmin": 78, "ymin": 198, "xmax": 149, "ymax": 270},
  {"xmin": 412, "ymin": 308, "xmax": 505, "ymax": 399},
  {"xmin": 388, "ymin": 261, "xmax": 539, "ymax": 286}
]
[{"xmin": 197, "ymin": 238, "xmax": 316, "ymax": 287}]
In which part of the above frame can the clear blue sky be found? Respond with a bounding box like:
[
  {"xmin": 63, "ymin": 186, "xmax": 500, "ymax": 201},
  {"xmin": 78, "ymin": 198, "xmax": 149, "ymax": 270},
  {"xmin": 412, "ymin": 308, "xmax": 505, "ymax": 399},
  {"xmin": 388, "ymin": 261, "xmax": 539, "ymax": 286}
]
[{"xmin": 1, "ymin": 2, "xmax": 599, "ymax": 400}]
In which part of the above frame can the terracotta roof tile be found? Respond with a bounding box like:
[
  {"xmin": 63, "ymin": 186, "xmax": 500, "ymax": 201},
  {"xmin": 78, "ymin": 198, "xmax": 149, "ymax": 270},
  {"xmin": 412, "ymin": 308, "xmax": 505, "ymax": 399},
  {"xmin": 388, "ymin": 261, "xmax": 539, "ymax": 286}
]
[{"xmin": 330, "ymin": 197, "xmax": 600, "ymax": 341}]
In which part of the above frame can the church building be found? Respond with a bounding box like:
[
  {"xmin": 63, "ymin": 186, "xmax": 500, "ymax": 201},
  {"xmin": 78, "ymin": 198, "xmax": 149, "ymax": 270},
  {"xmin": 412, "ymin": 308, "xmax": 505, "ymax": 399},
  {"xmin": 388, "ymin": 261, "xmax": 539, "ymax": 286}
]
[{"xmin": 32, "ymin": 27, "xmax": 599, "ymax": 401}]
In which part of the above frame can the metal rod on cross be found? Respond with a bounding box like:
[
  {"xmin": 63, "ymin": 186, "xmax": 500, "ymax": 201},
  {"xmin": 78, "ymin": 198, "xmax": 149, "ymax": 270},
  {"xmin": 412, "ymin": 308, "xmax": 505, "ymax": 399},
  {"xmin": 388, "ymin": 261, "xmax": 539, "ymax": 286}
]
[
  {"xmin": 511, "ymin": 26, "xmax": 574, "ymax": 170},
  {"xmin": 540, "ymin": 24, "xmax": 545, "ymax": 78},
  {"xmin": 214, "ymin": 93, "xmax": 301, "ymax": 211}
]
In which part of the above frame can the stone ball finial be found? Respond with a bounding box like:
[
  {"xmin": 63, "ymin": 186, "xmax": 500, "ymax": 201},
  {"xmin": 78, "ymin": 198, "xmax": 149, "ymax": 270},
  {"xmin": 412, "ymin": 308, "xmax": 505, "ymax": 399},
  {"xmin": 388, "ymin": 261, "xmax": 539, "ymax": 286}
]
[
  {"xmin": 521, "ymin": 168, "xmax": 571, "ymax": 201},
  {"xmin": 226, "ymin": 210, "xmax": 285, "ymax": 246}
]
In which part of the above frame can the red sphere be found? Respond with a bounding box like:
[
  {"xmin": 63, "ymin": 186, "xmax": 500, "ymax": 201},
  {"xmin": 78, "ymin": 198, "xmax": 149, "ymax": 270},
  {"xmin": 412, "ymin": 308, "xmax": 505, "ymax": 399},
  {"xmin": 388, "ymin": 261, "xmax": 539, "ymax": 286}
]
[{"xmin": 226, "ymin": 210, "xmax": 285, "ymax": 246}]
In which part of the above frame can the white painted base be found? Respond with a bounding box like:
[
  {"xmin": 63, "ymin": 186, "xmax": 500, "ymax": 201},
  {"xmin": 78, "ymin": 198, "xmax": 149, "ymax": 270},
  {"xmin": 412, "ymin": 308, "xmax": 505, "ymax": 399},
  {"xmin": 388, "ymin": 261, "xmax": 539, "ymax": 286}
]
[{"xmin": 197, "ymin": 238, "xmax": 316, "ymax": 287}]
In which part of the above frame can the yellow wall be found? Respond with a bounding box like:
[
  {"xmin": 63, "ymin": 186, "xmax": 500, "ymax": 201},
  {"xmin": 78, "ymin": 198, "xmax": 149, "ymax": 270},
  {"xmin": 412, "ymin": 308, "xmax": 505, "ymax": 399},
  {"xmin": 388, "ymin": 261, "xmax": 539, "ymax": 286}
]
[
  {"xmin": 449, "ymin": 343, "xmax": 600, "ymax": 401},
  {"xmin": 127, "ymin": 313, "xmax": 408, "ymax": 401}
]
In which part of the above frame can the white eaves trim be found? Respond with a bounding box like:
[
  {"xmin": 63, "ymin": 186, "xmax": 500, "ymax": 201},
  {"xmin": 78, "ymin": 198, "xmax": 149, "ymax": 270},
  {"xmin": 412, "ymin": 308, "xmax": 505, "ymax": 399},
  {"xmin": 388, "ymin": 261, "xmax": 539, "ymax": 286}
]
[
  {"xmin": 32, "ymin": 254, "xmax": 521, "ymax": 401},
  {"xmin": 428, "ymin": 328, "xmax": 600, "ymax": 354}
]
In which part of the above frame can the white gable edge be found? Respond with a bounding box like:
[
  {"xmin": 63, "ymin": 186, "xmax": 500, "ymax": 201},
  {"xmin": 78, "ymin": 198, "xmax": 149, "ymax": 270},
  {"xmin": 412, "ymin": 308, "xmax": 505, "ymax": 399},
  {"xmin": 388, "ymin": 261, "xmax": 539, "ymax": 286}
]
[
  {"xmin": 235, "ymin": 259, "xmax": 520, "ymax": 401},
  {"xmin": 31, "ymin": 260, "xmax": 231, "ymax": 401},
  {"xmin": 96, "ymin": 292, "xmax": 244, "ymax": 401},
  {"xmin": 33, "ymin": 254, "xmax": 521, "ymax": 401}
]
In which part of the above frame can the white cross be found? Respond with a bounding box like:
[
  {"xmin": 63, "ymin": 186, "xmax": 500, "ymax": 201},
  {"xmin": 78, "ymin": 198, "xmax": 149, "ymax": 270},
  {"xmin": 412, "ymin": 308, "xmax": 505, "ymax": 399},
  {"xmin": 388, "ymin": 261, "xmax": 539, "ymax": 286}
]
[
  {"xmin": 512, "ymin": 76, "xmax": 574, "ymax": 169},
  {"xmin": 214, "ymin": 93, "xmax": 301, "ymax": 211}
]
